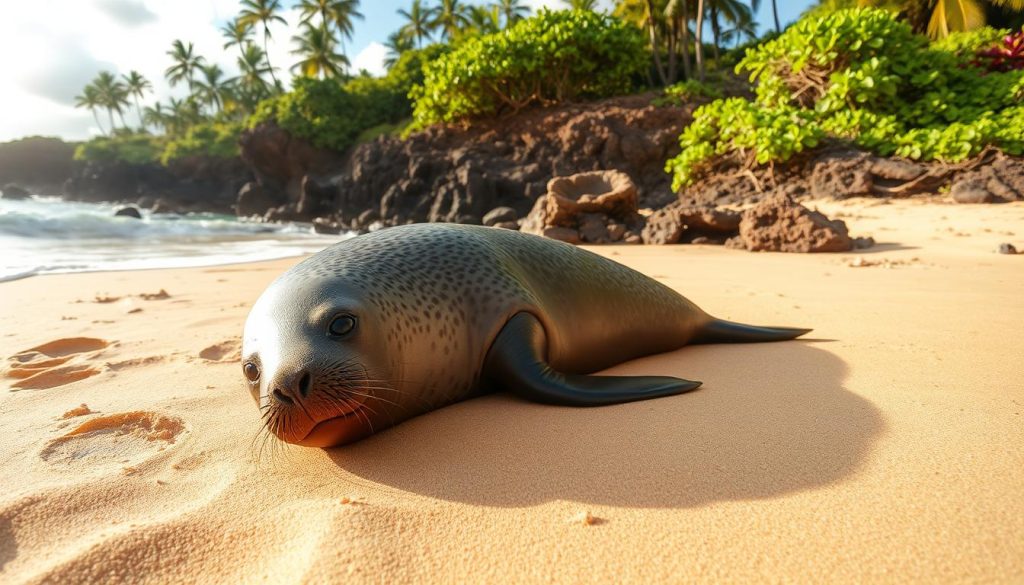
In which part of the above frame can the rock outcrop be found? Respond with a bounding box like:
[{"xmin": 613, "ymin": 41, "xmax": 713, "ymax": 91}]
[
  {"xmin": 1, "ymin": 183, "xmax": 31, "ymax": 200},
  {"xmin": 641, "ymin": 202, "xmax": 741, "ymax": 245},
  {"xmin": 520, "ymin": 170, "xmax": 645, "ymax": 244},
  {"xmin": 237, "ymin": 94, "xmax": 694, "ymax": 229},
  {"xmin": 0, "ymin": 137, "xmax": 75, "ymax": 196},
  {"xmin": 731, "ymin": 193, "xmax": 854, "ymax": 253}
]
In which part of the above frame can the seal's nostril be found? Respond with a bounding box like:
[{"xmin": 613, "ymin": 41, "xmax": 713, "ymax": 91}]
[
  {"xmin": 272, "ymin": 389, "xmax": 294, "ymax": 405},
  {"xmin": 298, "ymin": 371, "xmax": 311, "ymax": 397}
]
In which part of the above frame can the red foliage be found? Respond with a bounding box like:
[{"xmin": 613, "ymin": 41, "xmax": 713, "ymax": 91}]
[{"xmin": 974, "ymin": 29, "xmax": 1024, "ymax": 72}]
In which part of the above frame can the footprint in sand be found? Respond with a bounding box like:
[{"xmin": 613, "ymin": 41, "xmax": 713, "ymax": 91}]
[
  {"xmin": 40, "ymin": 411, "xmax": 186, "ymax": 468},
  {"xmin": 199, "ymin": 339, "xmax": 241, "ymax": 363},
  {"xmin": 5, "ymin": 337, "xmax": 111, "ymax": 390}
]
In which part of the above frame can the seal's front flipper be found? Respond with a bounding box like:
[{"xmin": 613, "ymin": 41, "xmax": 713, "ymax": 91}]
[{"xmin": 483, "ymin": 312, "xmax": 701, "ymax": 407}]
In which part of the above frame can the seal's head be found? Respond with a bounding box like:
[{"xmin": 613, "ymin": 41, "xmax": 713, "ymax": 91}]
[{"xmin": 241, "ymin": 274, "xmax": 396, "ymax": 447}]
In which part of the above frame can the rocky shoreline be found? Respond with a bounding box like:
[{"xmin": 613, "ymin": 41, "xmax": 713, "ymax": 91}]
[{"xmin": 2, "ymin": 95, "xmax": 1023, "ymax": 253}]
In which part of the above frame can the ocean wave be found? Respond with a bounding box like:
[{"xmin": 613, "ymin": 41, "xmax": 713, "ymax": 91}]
[{"xmin": 0, "ymin": 196, "xmax": 348, "ymax": 281}]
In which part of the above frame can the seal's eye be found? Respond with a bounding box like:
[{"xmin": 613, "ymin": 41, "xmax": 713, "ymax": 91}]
[
  {"xmin": 328, "ymin": 314, "xmax": 356, "ymax": 337},
  {"xmin": 243, "ymin": 361, "xmax": 260, "ymax": 382}
]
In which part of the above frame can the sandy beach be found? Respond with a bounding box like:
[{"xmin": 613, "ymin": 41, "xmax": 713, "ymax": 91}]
[{"xmin": 1, "ymin": 197, "xmax": 1023, "ymax": 583}]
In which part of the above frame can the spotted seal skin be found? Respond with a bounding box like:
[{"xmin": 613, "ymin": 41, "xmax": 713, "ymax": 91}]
[{"xmin": 242, "ymin": 223, "xmax": 810, "ymax": 447}]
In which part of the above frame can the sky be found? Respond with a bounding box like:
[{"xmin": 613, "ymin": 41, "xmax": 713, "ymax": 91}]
[{"xmin": 0, "ymin": 0, "xmax": 815, "ymax": 142}]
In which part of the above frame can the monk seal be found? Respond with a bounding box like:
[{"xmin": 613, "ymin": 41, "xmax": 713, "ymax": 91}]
[{"xmin": 242, "ymin": 223, "xmax": 809, "ymax": 447}]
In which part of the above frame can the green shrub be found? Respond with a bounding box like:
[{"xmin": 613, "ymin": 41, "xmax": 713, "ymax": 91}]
[
  {"xmin": 410, "ymin": 9, "xmax": 647, "ymax": 126},
  {"xmin": 249, "ymin": 45, "xmax": 446, "ymax": 152},
  {"xmin": 653, "ymin": 79, "xmax": 724, "ymax": 107},
  {"xmin": 666, "ymin": 9, "xmax": 1024, "ymax": 190},
  {"xmin": 932, "ymin": 27, "xmax": 1009, "ymax": 57},
  {"xmin": 160, "ymin": 121, "xmax": 241, "ymax": 165},
  {"xmin": 73, "ymin": 133, "xmax": 164, "ymax": 165}
]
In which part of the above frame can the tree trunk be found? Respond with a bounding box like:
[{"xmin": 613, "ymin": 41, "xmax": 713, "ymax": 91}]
[
  {"xmin": 107, "ymin": 109, "xmax": 115, "ymax": 133},
  {"xmin": 772, "ymin": 0, "xmax": 780, "ymax": 33},
  {"xmin": 710, "ymin": 3, "xmax": 721, "ymax": 63},
  {"xmin": 92, "ymin": 109, "xmax": 106, "ymax": 136},
  {"xmin": 667, "ymin": 18, "xmax": 677, "ymax": 85},
  {"xmin": 695, "ymin": 0, "xmax": 706, "ymax": 82},
  {"xmin": 680, "ymin": 4, "xmax": 692, "ymax": 80},
  {"xmin": 263, "ymin": 28, "xmax": 280, "ymax": 88},
  {"xmin": 645, "ymin": 0, "xmax": 668, "ymax": 86}
]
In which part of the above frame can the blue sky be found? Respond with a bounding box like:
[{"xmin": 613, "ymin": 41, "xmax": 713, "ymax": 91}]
[{"xmin": 0, "ymin": 0, "xmax": 815, "ymax": 142}]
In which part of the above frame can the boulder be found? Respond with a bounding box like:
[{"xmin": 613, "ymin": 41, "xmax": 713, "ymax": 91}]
[
  {"xmin": 297, "ymin": 175, "xmax": 335, "ymax": 218},
  {"xmin": 998, "ymin": 243, "xmax": 1018, "ymax": 255},
  {"xmin": 521, "ymin": 170, "xmax": 642, "ymax": 244},
  {"xmin": 483, "ymin": 206, "xmax": 518, "ymax": 226},
  {"xmin": 1, "ymin": 183, "xmax": 31, "ymax": 199},
  {"xmin": 642, "ymin": 202, "xmax": 741, "ymax": 245},
  {"xmin": 236, "ymin": 181, "xmax": 280, "ymax": 218},
  {"xmin": 114, "ymin": 206, "xmax": 142, "ymax": 219},
  {"xmin": 810, "ymin": 150, "xmax": 874, "ymax": 199},
  {"xmin": 950, "ymin": 178, "xmax": 995, "ymax": 204},
  {"xmin": 312, "ymin": 217, "xmax": 345, "ymax": 234},
  {"xmin": 737, "ymin": 193, "xmax": 854, "ymax": 253}
]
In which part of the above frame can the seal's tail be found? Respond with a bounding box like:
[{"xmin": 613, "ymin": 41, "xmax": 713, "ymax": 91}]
[{"xmin": 693, "ymin": 319, "xmax": 811, "ymax": 344}]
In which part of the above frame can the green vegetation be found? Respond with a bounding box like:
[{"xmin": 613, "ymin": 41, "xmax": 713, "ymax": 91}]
[
  {"xmin": 73, "ymin": 133, "xmax": 165, "ymax": 165},
  {"xmin": 653, "ymin": 79, "xmax": 725, "ymax": 107},
  {"xmin": 251, "ymin": 45, "xmax": 446, "ymax": 151},
  {"xmin": 666, "ymin": 8, "xmax": 1024, "ymax": 190},
  {"xmin": 410, "ymin": 9, "xmax": 647, "ymax": 126}
]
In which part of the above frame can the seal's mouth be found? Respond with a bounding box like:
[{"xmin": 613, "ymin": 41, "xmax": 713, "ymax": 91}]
[{"xmin": 292, "ymin": 402, "xmax": 373, "ymax": 448}]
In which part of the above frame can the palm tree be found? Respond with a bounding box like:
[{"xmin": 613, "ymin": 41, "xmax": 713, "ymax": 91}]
[
  {"xmin": 74, "ymin": 85, "xmax": 106, "ymax": 135},
  {"xmin": 328, "ymin": 0, "xmax": 364, "ymax": 60},
  {"xmin": 562, "ymin": 0, "xmax": 600, "ymax": 9},
  {"xmin": 167, "ymin": 97, "xmax": 202, "ymax": 135},
  {"xmin": 93, "ymin": 71, "xmax": 130, "ymax": 131},
  {"xmin": 238, "ymin": 0, "xmax": 287, "ymax": 86},
  {"xmin": 165, "ymin": 40, "xmax": 206, "ymax": 94},
  {"xmin": 770, "ymin": 0, "xmax": 779, "ymax": 32},
  {"xmin": 142, "ymin": 103, "xmax": 170, "ymax": 133},
  {"xmin": 492, "ymin": 0, "xmax": 530, "ymax": 27},
  {"xmin": 122, "ymin": 70, "xmax": 151, "ymax": 130},
  {"xmin": 468, "ymin": 5, "xmax": 502, "ymax": 34},
  {"xmin": 237, "ymin": 42, "xmax": 275, "ymax": 108},
  {"xmin": 398, "ymin": 0, "xmax": 433, "ymax": 48},
  {"xmin": 722, "ymin": 4, "xmax": 757, "ymax": 46},
  {"xmin": 195, "ymin": 64, "xmax": 230, "ymax": 113},
  {"xmin": 221, "ymin": 17, "xmax": 254, "ymax": 63},
  {"xmin": 291, "ymin": 22, "xmax": 349, "ymax": 78},
  {"xmin": 694, "ymin": 0, "xmax": 706, "ymax": 81},
  {"xmin": 384, "ymin": 30, "xmax": 415, "ymax": 69},
  {"xmin": 433, "ymin": 0, "xmax": 471, "ymax": 41},
  {"xmin": 861, "ymin": 0, "xmax": 1024, "ymax": 39}
]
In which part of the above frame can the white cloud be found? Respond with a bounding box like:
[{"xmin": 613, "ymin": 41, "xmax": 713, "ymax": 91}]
[
  {"xmin": 352, "ymin": 42, "xmax": 388, "ymax": 77},
  {"xmin": 0, "ymin": 0, "xmax": 370, "ymax": 142}
]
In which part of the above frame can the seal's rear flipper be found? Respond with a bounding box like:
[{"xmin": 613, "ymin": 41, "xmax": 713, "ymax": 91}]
[
  {"xmin": 693, "ymin": 319, "xmax": 812, "ymax": 344},
  {"xmin": 483, "ymin": 312, "xmax": 701, "ymax": 407}
]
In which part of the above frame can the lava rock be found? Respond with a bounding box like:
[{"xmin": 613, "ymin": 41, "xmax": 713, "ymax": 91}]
[
  {"xmin": 483, "ymin": 206, "xmax": 518, "ymax": 226},
  {"xmin": 950, "ymin": 179, "xmax": 994, "ymax": 204},
  {"xmin": 738, "ymin": 193, "xmax": 854, "ymax": 253},
  {"xmin": 1, "ymin": 183, "xmax": 30, "ymax": 200},
  {"xmin": 114, "ymin": 206, "xmax": 142, "ymax": 219},
  {"xmin": 236, "ymin": 181, "xmax": 280, "ymax": 217}
]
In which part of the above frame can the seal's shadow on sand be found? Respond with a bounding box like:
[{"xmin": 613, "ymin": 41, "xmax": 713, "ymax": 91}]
[{"xmin": 328, "ymin": 343, "xmax": 884, "ymax": 508}]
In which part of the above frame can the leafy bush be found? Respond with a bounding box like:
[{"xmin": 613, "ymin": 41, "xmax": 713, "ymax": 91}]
[
  {"xmin": 666, "ymin": 9, "xmax": 1024, "ymax": 190},
  {"xmin": 653, "ymin": 79, "xmax": 724, "ymax": 107},
  {"xmin": 250, "ymin": 45, "xmax": 446, "ymax": 152},
  {"xmin": 160, "ymin": 121, "xmax": 241, "ymax": 165},
  {"xmin": 73, "ymin": 133, "xmax": 164, "ymax": 165},
  {"xmin": 932, "ymin": 27, "xmax": 1008, "ymax": 57},
  {"xmin": 410, "ymin": 9, "xmax": 647, "ymax": 126}
]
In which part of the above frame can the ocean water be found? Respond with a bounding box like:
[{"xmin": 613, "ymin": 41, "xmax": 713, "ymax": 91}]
[{"xmin": 0, "ymin": 196, "xmax": 349, "ymax": 281}]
